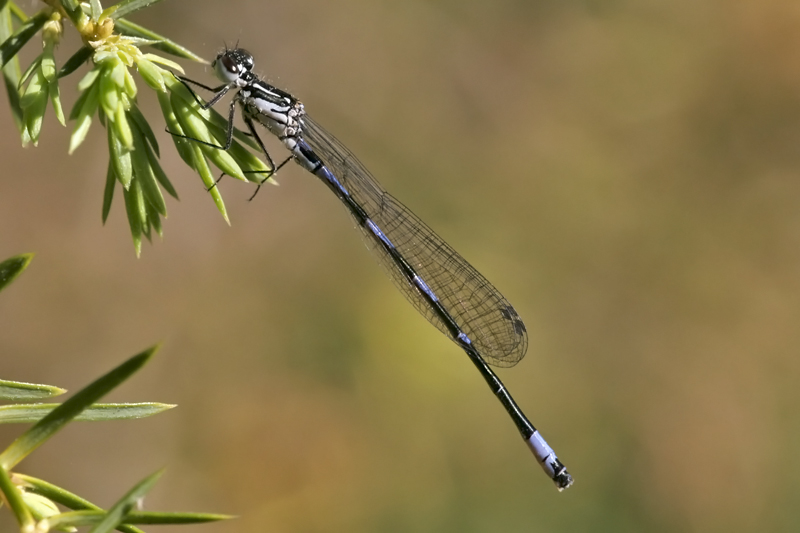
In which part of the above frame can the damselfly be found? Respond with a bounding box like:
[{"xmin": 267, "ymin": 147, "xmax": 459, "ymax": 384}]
[{"xmin": 176, "ymin": 47, "xmax": 572, "ymax": 491}]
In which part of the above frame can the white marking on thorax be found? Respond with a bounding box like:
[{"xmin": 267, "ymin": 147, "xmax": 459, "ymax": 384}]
[{"xmin": 246, "ymin": 95, "xmax": 290, "ymax": 125}]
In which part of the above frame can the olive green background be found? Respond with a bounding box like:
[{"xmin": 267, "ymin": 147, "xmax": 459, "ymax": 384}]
[{"xmin": 2, "ymin": 1, "xmax": 800, "ymax": 531}]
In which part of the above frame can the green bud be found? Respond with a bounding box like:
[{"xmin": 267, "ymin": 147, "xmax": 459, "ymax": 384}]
[
  {"xmin": 112, "ymin": 101, "xmax": 133, "ymax": 150},
  {"xmin": 123, "ymin": 66, "xmax": 137, "ymax": 98},
  {"xmin": 108, "ymin": 125, "xmax": 132, "ymax": 189},
  {"xmin": 99, "ymin": 67, "xmax": 120, "ymax": 117},
  {"xmin": 93, "ymin": 49, "xmax": 117, "ymax": 64},
  {"xmin": 69, "ymin": 80, "xmax": 100, "ymax": 154},
  {"xmin": 19, "ymin": 64, "xmax": 46, "ymax": 109},
  {"xmin": 109, "ymin": 59, "xmax": 126, "ymax": 87},
  {"xmin": 18, "ymin": 57, "xmax": 43, "ymax": 90},
  {"xmin": 22, "ymin": 491, "xmax": 59, "ymax": 520},
  {"xmin": 48, "ymin": 77, "xmax": 66, "ymax": 126},
  {"xmin": 40, "ymin": 41, "xmax": 57, "ymax": 83},
  {"xmin": 21, "ymin": 69, "xmax": 48, "ymax": 146},
  {"xmin": 116, "ymin": 49, "xmax": 134, "ymax": 67},
  {"xmin": 77, "ymin": 68, "xmax": 100, "ymax": 92},
  {"xmin": 135, "ymin": 57, "xmax": 165, "ymax": 92}
]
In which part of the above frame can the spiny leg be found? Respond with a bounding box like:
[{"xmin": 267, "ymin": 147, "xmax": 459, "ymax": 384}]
[
  {"xmin": 175, "ymin": 73, "xmax": 231, "ymax": 109},
  {"xmin": 165, "ymin": 93, "xmax": 239, "ymax": 151},
  {"xmin": 246, "ymin": 156, "xmax": 292, "ymax": 201},
  {"xmin": 241, "ymin": 114, "xmax": 291, "ymax": 201},
  {"xmin": 206, "ymin": 114, "xmax": 289, "ymax": 198},
  {"xmin": 167, "ymin": 75, "xmax": 291, "ymax": 198}
]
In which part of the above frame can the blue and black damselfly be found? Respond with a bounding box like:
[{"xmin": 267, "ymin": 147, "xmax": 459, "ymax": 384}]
[{"xmin": 174, "ymin": 48, "xmax": 572, "ymax": 491}]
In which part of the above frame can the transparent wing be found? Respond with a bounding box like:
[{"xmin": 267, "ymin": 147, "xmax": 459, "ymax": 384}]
[{"xmin": 300, "ymin": 115, "xmax": 528, "ymax": 367}]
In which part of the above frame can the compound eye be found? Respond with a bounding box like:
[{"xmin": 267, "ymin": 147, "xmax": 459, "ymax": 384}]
[
  {"xmin": 221, "ymin": 54, "xmax": 239, "ymax": 74},
  {"xmin": 214, "ymin": 52, "xmax": 242, "ymax": 82}
]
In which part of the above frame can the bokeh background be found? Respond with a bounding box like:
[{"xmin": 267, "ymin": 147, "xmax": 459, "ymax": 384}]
[{"xmin": 3, "ymin": 0, "xmax": 800, "ymax": 531}]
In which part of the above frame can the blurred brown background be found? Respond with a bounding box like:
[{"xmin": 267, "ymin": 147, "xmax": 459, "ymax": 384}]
[{"xmin": 3, "ymin": 0, "xmax": 800, "ymax": 531}]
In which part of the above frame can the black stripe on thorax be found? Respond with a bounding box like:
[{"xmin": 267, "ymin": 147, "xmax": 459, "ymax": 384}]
[{"xmin": 247, "ymin": 79, "xmax": 297, "ymax": 105}]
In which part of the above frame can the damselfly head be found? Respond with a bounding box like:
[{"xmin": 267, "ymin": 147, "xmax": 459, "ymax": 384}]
[{"xmin": 212, "ymin": 48, "xmax": 255, "ymax": 84}]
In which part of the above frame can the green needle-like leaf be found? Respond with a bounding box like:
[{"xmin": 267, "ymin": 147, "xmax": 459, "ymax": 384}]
[
  {"xmin": 114, "ymin": 18, "xmax": 206, "ymax": 62},
  {"xmin": 103, "ymin": 160, "xmax": 117, "ymax": 223},
  {"xmin": 127, "ymin": 102, "xmax": 158, "ymax": 155},
  {"xmin": 141, "ymin": 209, "xmax": 153, "ymax": 242},
  {"xmin": 0, "ymin": 253, "xmax": 33, "ymax": 292},
  {"xmin": 134, "ymin": 56, "xmax": 164, "ymax": 91},
  {"xmin": 89, "ymin": 0, "xmax": 103, "ymax": 21},
  {"xmin": 0, "ymin": 379, "xmax": 65, "ymax": 401},
  {"xmin": 124, "ymin": 511, "xmax": 234, "ymax": 525},
  {"xmin": 22, "ymin": 69, "xmax": 48, "ymax": 145},
  {"xmin": 145, "ymin": 143, "xmax": 177, "ymax": 198},
  {"xmin": 108, "ymin": 125, "xmax": 132, "ymax": 189},
  {"xmin": 58, "ymin": 45, "xmax": 92, "ymax": 79},
  {"xmin": 0, "ymin": 465, "xmax": 35, "ymax": 531},
  {"xmin": 109, "ymin": 0, "xmax": 166, "ymax": 20},
  {"xmin": 191, "ymin": 142, "xmax": 229, "ymax": 224},
  {"xmin": 19, "ymin": 61, "xmax": 44, "ymax": 106},
  {"xmin": 77, "ymin": 67, "xmax": 100, "ymax": 92},
  {"xmin": 156, "ymin": 88, "xmax": 193, "ymax": 166},
  {"xmin": 226, "ymin": 136, "xmax": 273, "ymax": 178},
  {"xmin": 7, "ymin": 1, "xmax": 27, "ymax": 23},
  {"xmin": 68, "ymin": 83, "xmax": 92, "ymax": 121},
  {"xmin": 88, "ymin": 468, "xmax": 165, "ymax": 533},
  {"xmin": 39, "ymin": 41, "xmax": 65, "ymax": 126},
  {"xmin": 209, "ymin": 124, "xmax": 274, "ymax": 184},
  {"xmin": 144, "ymin": 199, "xmax": 162, "ymax": 239},
  {"xmin": 69, "ymin": 80, "xmax": 101, "ymax": 153},
  {"xmin": 1, "ymin": 61, "xmax": 23, "ymax": 131},
  {"xmin": 1, "ymin": 2, "xmax": 23, "ymax": 133},
  {"xmin": 113, "ymin": 100, "xmax": 134, "ymax": 149},
  {"xmin": 122, "ymin": 178, "xmax": 145, "ymax": 255},
  {"xmin": 0, "ymin": 346, "xmax": 158, "ymax": 469},
  {"xmin": 47, "ymin": 510, "xmax": 233, "ymax": 529},
  {"xmin": 59, "ymin": 0, "xmax": 83, "ymax": 11},
  {"xmin": 49, "ymin": 75, "xmax": 66, "ymax": 125},
  {"xmin": 16, "ymin": 475, "xmax": 145, "ymax": 533},
  {"xmin": 171, "ymin": 94, "xmax": 246, "ymax": 181},
  {"xmin": 0, "ymin": 402, "xmax": 175, "ymax": 423},
  {"xmin": 139, "ymin": 52, "xmax": 182, "ymax": 73},
  {"xmin": 130, "ymin": 123, "xmax": 166, "ymax": 217},
  {"xmin": 0, "ymin": 10, "xmax": 48, "ymax": 69},
  {"xmin": 18, "ymin": 56, "xmax": 42, "ymax": 92},
  {"xmin": 59, "ymin": 0, "xmax": 88, "ymax": 28},
  {"xmin": 100, "ymin": 4, "xmax": 121, "ymax": 21}
]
